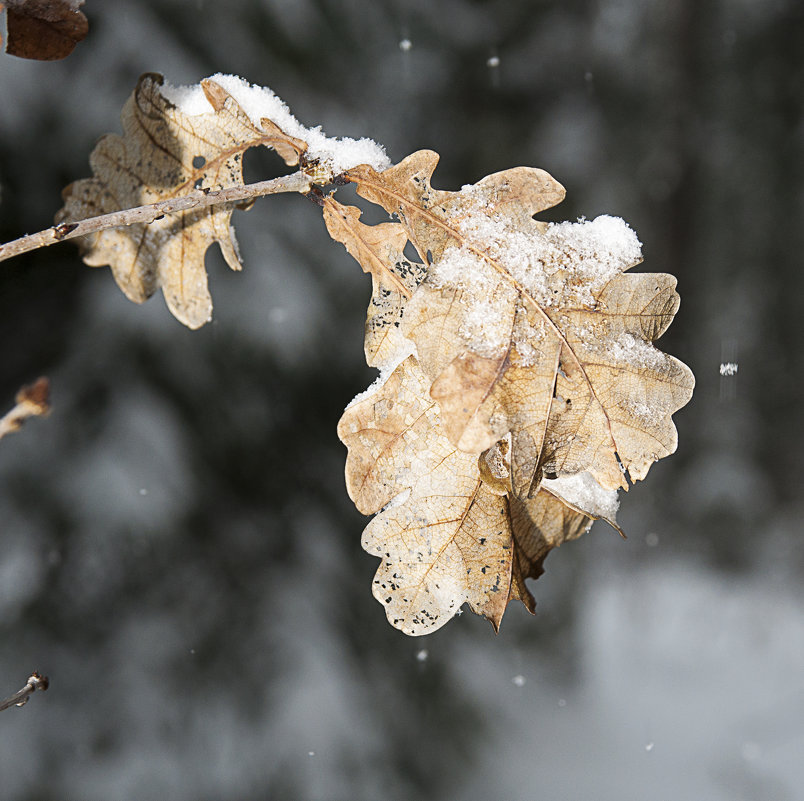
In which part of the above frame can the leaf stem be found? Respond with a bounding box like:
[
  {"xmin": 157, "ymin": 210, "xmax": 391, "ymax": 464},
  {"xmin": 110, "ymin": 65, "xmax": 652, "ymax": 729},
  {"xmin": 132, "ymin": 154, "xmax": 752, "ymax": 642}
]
[
  {"xmin": 0, "ymin": 673, "xmax": 49, "ymax": 713},
  {"xmin": 0, "ymin": 172, "xmax": 313, "ymax": 264}
]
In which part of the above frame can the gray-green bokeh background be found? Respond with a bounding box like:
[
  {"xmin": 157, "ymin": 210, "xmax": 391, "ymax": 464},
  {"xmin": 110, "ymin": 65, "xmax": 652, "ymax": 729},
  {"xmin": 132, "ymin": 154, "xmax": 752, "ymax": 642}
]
[{"xmin": 1, "ymin": 1, "xmax": 802, "ymax": 799}]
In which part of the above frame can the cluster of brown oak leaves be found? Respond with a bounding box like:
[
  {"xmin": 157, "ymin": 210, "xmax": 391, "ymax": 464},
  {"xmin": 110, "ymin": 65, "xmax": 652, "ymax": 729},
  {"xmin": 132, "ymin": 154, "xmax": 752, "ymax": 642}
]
[{"xmin": 56, "ymin": 75, "xmax": 694, "ymax": 636}]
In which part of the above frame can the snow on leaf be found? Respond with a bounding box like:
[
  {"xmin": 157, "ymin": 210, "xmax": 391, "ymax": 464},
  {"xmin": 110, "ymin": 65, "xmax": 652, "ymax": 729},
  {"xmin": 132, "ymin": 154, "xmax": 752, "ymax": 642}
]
[
  {"xmin": 161, "ymin": 73, "xmax": 390, "ymax": 178},
  {"xmin": 330, "ymin": 149, "xmax": 693, "ymax": 634},
  {"xmin": 347, "ymin": 151, "xmax": 565, "ymax": 267},
  {"xmin": 343, "ymin": 153, "xmax": 695, "ymax": 494},
  {"xmin": 56, "ymin": 73, "xmax": 308, "ymax": 328},
  {"xmin": 541, "ymin": 471, "xmax": 622, "ymax": 536}
]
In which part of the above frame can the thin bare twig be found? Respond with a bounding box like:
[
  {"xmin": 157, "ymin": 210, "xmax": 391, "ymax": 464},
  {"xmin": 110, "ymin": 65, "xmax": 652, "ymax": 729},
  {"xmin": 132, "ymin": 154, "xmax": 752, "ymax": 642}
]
[
  {"xmin": 0, "ymin": 172, "xmax": 313, "ymax": 264},
  {"xmin": 0, "ymin": 377, "xmax": 50, "ymax": 442},
  {"xmin": 0, "ymin": 673, "xmax": 49, "ymax": 712}
]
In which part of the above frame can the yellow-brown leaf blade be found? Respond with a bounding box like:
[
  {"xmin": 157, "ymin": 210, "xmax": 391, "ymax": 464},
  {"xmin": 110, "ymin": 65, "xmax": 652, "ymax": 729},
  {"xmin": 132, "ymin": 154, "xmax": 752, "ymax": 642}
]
[
  {"xmin": 507, "ymin": 489, "xmax": 592, "ymax": 613},
  {"xmin": 321, "ymin": 197, "xmax": 425, "ymax": 367},
  {"xmin": 340, "ymin": 357, "xmax": 518, "ymax": 635},
  {"xmin": 348, "ymin": 157, "xmax": 693, "ymax": 493}
]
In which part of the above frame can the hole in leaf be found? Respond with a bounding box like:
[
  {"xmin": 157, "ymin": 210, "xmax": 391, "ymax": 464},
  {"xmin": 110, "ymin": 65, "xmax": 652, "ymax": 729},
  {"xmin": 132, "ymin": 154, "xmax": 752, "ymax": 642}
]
[
  {"xmin": 403, "ymin": 240, "xmax": 422, "ymax": 264},
  {"xmin": 193, "ymin": 155, "xmax": 206, "ymax": 168},
  {"xmin": 242, "ymin": 145, "xmax": 294, "ymax": 184},
  {"xmin": 332, "ymin": 182, "xmax": 390, "ymax": 224}
]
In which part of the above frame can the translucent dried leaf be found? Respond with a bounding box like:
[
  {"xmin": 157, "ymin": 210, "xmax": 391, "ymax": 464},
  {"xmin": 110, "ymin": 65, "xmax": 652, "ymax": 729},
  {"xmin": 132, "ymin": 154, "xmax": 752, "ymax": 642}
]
[
  {"xmin": 330, "ymin": 149, "xmax": 694, "ymax": 634},
  {"xmin": 57, "ymin": 73, "xmax": 307, "ymax": 328},
  {"xmin": 344, "ymin": 155, "xmax": 695, "ymax": 494},
  {"xmin": 338, "ymin": 357, "xmax": 594, "ymax": 635}
]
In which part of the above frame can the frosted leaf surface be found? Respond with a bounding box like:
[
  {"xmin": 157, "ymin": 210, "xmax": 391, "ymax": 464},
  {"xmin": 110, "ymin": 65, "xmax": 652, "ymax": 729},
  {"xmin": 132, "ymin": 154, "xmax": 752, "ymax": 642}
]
[
  {"xmin": 338, "ymin": 357, "xmax": 513, "ymax": 634},
  {"xmin": 344, "ymin": 152, "xmax": 695, "ymax": 494},
  {"xmin": 344, "ymin": 342, "xmax": 414, "ymax": 411}
]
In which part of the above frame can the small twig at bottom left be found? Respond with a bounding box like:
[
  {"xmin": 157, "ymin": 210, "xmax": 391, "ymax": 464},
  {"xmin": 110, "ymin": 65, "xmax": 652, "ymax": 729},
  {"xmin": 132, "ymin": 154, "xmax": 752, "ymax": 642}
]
[
  {"xmin": 0, "ymin": 673, "xmax": 50, "ymax": 713},
  {"xmin": 0, "ymin": 377, "xmax": 51, "ymax": 442}
]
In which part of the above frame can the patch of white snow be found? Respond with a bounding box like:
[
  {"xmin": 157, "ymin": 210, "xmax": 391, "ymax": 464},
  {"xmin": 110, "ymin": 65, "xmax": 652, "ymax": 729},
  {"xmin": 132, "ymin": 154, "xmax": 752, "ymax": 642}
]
[
  {"xmin": 161, "ymin": 74, "xmax": 390, "ymax": 176},
  {"xmin": 344, "ymin": 343, "xmax": 415, "ymax": 410},
  {"xmin": 542, "ymin": 471, "xmax": 620, "ymax": 521},
  {"xmin": 606, "ymin": 332, "xmax": 666, "ymax": 370}
]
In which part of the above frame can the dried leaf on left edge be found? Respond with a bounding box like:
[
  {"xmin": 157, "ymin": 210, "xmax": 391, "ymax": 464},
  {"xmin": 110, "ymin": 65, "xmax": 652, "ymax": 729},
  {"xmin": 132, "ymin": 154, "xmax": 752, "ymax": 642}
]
[
  {"xmin": 338, "ymin": 356, "xmax": 599, "ymax": 635},
  {"xmin": 57, "ymin": 73, "xmax": 307, "ymax": 329}
]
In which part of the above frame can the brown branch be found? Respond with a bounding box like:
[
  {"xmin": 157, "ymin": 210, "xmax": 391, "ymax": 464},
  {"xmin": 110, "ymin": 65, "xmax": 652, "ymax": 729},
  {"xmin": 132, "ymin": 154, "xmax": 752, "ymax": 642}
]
[
  {"xmin": 0, "ymin": 172, "xmax": 313, "ymax": 264},
  {"xmin": 0, "ymin": 673, "xmax": 49, "ymax": 712},
  {"xmin": 0, "ymin": 377, "xmax": 50, "ymax": 442}
]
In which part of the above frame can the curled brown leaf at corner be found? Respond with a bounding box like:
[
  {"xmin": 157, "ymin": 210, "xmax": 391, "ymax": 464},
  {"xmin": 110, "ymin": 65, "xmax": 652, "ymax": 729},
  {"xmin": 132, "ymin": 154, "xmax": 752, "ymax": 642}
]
[{"xmin": 4, "ymin": 0, "xmax": 88, "ymax": 61}]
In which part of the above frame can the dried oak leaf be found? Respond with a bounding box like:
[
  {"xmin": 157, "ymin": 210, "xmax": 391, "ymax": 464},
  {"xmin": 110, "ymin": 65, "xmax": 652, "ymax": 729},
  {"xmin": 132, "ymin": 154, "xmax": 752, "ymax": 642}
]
[
  {"xmin": 338, "ymin": 356, "xmax": 598, "ymax": 635},
  {"xmin": 344, "ymin": 152, "xmax": 695, "ymax": 496},
  {"xmin": 57, "ymin": 73, "xmax": 307, "ymax": 328},
  {"xmin": 3, "ymin": 0, "xmax": 88, "ymax": 61}
]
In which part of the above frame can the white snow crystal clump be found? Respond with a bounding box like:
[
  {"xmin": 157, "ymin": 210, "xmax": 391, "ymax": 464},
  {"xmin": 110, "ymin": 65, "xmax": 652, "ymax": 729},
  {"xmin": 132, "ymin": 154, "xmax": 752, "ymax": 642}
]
[
  {"xmin": 605, "ymin": 332, "xmax": 667, "ymax": 370},
  {"xmin": 545, "ymin": 215, "xmax": 643, "ymax": 297},
  {"xmin": 452, "ymin": 195, "xmax": 642, "ymax": 305},
  {"xmin": 161, "ymin": 74, "xmax": 391, "ymax": 176},
  {"xmin": 344, "ymin": 342, "xmax": 415, "ymax": 410},
  {"xmin": 542, "ymin": 471, "xmax": 620, "ymax": 521},
  {"xmin": 426, "ymin": 205, "xmax": 643, "ymax": 359},
  {"xmin": 428, "ymin": 246, "xmax": 519, "ymax": 358}
]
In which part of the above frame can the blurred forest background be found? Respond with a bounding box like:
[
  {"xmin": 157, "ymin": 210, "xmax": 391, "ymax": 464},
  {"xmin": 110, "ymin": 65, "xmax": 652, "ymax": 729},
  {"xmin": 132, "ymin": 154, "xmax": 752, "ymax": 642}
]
[{"xmin": 1, "ymin": 1, "xmax": 802, "ymax": 799}]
